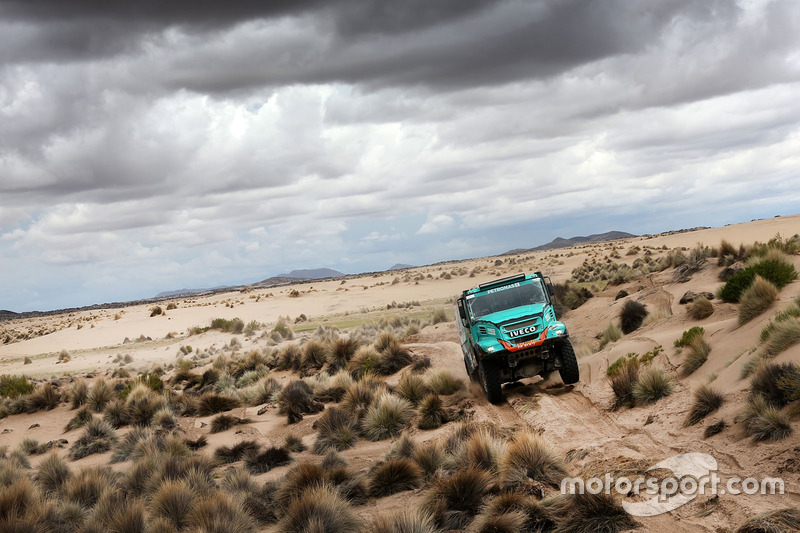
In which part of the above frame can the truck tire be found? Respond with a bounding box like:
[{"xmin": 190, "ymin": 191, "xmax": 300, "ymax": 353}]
[
  {"xmin": 478, "ymin": 359, "xmax": 503, "ymax": 404},
  {"xmin": 558, "ymin": 339, "xmax": 580, "ymax": 385}
]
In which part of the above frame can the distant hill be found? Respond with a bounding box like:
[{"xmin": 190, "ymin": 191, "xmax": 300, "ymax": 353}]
[
  {"xmin": 504, "ymin": 231, "xmax": 636, "ymax": 254},
  {"xmin": 387, "ymin": 264, "xmax": 415, "ymax": 271},
  {"xmin": 280, "ymin": 268, "xmax": 345, "ymax": 279},
  {"xmin": 155, "ymin": 286, "xmax": 230, "ymax": 298}
]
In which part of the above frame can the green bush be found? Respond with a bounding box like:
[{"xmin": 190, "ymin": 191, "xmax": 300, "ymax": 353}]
[
  {"xmin": 674, "ymin": 326, "xmax": 704, "ymax": 348},
  {"xmin": 0, "ymin": 375, "xmax": 34, "ymax": 398},
  {"xmin": 210, "ymin": 317, "xmax": 245, "ymax": 334},
  {"xmin": 719, "ymin": 253, "xmax": 797, "ymax": 303},
  {"xmin": 119, "ymin": 373, "xmax": 163, "ymax": 400}
]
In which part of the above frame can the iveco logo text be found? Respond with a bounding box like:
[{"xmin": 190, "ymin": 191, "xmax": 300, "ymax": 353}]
[
  {"xmin": 508, "ymin": 326, "xmax": 537, "ymax": 338},
  {"xmin": 486, "ymin": 282, "xmax": 520, "ymax": 294}
]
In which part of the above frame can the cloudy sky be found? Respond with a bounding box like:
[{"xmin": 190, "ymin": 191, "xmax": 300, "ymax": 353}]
[{"xmin": 1, "ymin": 0, "xmax": 799, "ymax": 312}]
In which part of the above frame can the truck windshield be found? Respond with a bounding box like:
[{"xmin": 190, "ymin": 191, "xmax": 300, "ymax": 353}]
[{"xmin": 467, "ymin": 279, "xmax": 547, "ymax": 319}]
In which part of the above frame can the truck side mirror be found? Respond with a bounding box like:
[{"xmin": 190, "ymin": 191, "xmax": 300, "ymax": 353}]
[
  {"xmin": 545, "ymin": 277, "xmax": 555, "ymax": 297},
  {"xmin": 457, "ymin": 300, "xmax": 468, "ymax": 324}
]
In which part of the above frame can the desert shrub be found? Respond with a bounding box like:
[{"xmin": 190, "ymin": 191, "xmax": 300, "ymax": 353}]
[
  {"xmin": 63, "ymin": 466, "xmax": 119, "ymax": 508},
  {"xmin": 704, "ymin": 420, "xmax": 726, "ymax": 438},
  {"xmin": 456, "ymin": 429, "xmax": 506, "ymax": 473},
  {"xmin": 348, "ymin": 346, "xmax": 380, "ymax": 378},
  {"xmin": 150, "ymin": 480, "xmax": 195, "ymax": 530},
  {"xmin": 431, "ymin": 308, "xmax": 450, "ymax": 324},
  {"xmin": 368, "ymin": 458, "xmax": 422, "ymax": 497},
  {"xmin": 210, "ymin": 317, "xmax": 245, "ymax": 334},
  {"xmin": 119, "ymin": 373, "xmax": 164, "ymax": 399},
  {"xmin": 195, "ymin": 393, "xmax": 241, "ymax": 416},
  {"xmin": 674, "ymin": 326, "xmax": 705, "ymax": 348},
  {"xmin": 418, "ymin": 394, "xmax": 449, "ymax": 430},
  {"xmin": 278, "ymin": 483, "xmax": 361, "ymax": 533},
  {"xmin": 314, "ymin": 407, "xmax": 360, "ymax": 454},
  {"xmin": 240, "ymin": 376, "xmax": 281, "ymax": 407},
  {"xmin": 124, "ymin": 384, "xmax": 167, "ymax": 426},
  {"xmin": 366, "ymin": 510, "xmax": 439, "ymax": 533},
  {"xmin": 35, "ymin": 453, "xmax": 72, "ymax": 496},
  {"xmin": 719, "ymin": 252, "xmax": 797, "ymax": 302},
  {"xmin": 687, "ymin": 297, "xmax": 714, "ymax": 319},
  {"xmin": 301, "ymin": 341, "xmax": 330, "ymax": 371},
  {"xmin": 361, "ymin": 394, "xmax": 414, "ymax": 441},
  {"xmin": 152, "ymin": 407, "xmax": 178, "ymax": 430},
  {"xmin": 150, "ymin": 306, "xmax": 163, "ymax": 317},
  {"xmin": 23, "ymin": 382, "xmax": 61, "ymax": 412},
  {"xmin": 610, "ymin": 359, "xmax": 639, "ymax": 409},
  {"xmin": 421, "ymin": 468, "xmax": 492, "ymax": 530},
  {"xmin": 750, "ymin": 362, "xmax": 800, "ymax": 408},
  {"xmin": 103, "ymin": 399, "xmax": 129, "ymax": 428},
  {"xmin": 554, "ymin": 491, "xmax": 638, "ymax": 533},
  {"xmin": 87, "ymin": 379, "xmax": 114, "ymax": 412},
  {"xmin": 187, "ymin": 492, "xmax": 256, "ymax": 533},
  {"xmin": 210, "ymin": 414, "xmax": 251, "ymax": 434},
  {"xmin": 476, "ymin": 492, "xmax": 555, "ymax": 533},
  {"xmin": 413, "ymin": 442, "xmax": 448, "ymax": 480},
  {"xmin": 598, "ymin": 322, "xmax": 623, "ymax": 349},
  {"xmin": 184, "ymin": 435, "xmax": 208, "ymax": 451},
  {"xmin": 685, "ymin": 385, "xmax": 724, "ymax": 426},
  {"xmin": 499, "ymin": 431, "xmax": 566, "ymax": 490},
  {"xmin": 394, "ymin": 372, "xmax": 430, "ymax": 405},
  {"xmin": 69, "ymin": 417, "xmax": 118, "ymax": 459},
  {"xmin": 681, "ymin": 334, "xmax": 711, "ymax": 376},
  {"xmin": 339, "ymin": 381, "xmax": 376, "ymax": 420},
  {"xmin": 619, "ymin": 300, "xmax": 648, "ymax": 334},
  {"xmin": 740, "ymin": 395, "xmax": 792, "ymax": 442},
  {"xmin": 214, "ymin": 440, "xmax": 260, "ymax": 464},
  {"xmin": 277, "ymin": 380, "xmax": 323, "ymax": 424},
  {"xmin": 375, "ymin": 340, "xmax": 413, "ymax": 375},
  {"xmin": 764, "ymin": 318, "xmax": 800, "ymax": 357},
  {"xmin": 329, "ymin": 337, "xmax": 360, "ymax": 371},
  {"xmin": 0, "ymin": 375, "xmax": 34, "ymax": 398},
  {"xmin": 64, "ymin": 406, "xmax": 94, "ymax": 432},
  {"xmin": 734, "ymin": 508, "xmax": 800, "ymax": 533},
  {"xmin": 739, "ymin": 275, "xmax": 779, "ymax": 324},
  {"xmin": 244, "ymin": 446, "xmax": 292, "ymax": 475},
  {"xmin": 632, "ymin": 368, "xmax": 673, "ymax": 405},
  {"xmin": 110, "ymin": 427, "xmax": 152, "ymax": 463},
  {"xmin": 0, "ymin": 476, "xmax": 38, "ymax": 523},
  {"xmin": 70, "ymin": 380, "xmax": 89, "ymax": 409},
  {"xmin": 426, "ymin": 370, "xmax": 464, "ymax": 395},
  {"xmin": 284, "ymin": 434, "xmax": 306, "ymax": 453},
  {"xmin": 385, "ymin": 433, "xmax": 417, "ymax": 461}
]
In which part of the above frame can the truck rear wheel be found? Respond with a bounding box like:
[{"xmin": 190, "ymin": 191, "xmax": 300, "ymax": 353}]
[
  {"xmin": 478, "ymin": 359, "xmax": 503, "ymax": 404},
  {"xmin": 558, "ymin": 339, "xmax": 580, "ymax": 385}
]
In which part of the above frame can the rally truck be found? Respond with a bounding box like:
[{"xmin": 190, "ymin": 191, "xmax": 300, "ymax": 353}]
[{"xmin": 455, "ymin": 272, "xmax": 578, "ymax": 403}]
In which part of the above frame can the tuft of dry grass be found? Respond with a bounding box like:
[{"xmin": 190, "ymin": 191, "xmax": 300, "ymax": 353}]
[
  {"xmin": 65, "ymin": 406, "xmax": 94, "ymax": 432},
  {"xmin": 24, "ymin": 383, "xmax": 61, "ymax": 412},
  {"xmin": 150, "ymin": 480, "xmax": 195, "ymax": 530},
  {"xmin": 209, "ymin": 414, "xmax": 252, "ymax": 434},
  {"xmin": 687, "ymin": 297, "xmax": 714, "ymax": 319},
  {"xmin": 70, "ymin": 380, "xmax": 89, "ymax": 410},
  {"xmin": 426, "ymin": 370, "xmax": 465, "ymax": 396},
  {"xmin": 681, "ymin": 334, "xmax": 711, "ymax": 376},
  {"xmin": 704, "ymin": 420, "xmax": 726, "ymax": 438},
  {"xmin": 365, "ymin": 510, "xmax": 439, "ymax": 533},
  {"xmin": 619, "ymin": 300, "xmax": 648, "ymax": 334},
  {"xmin": 610, "ymin": 359, "xmax": 639, "ymax": 409},
  {"xmin": 314, "ymin": 407, "xmax": 360, "ymax": 454},
  {"xmin": 329, "ymin": 337, "xmax": 361, "ymax": 371},
  {"xmin": 476, "ymin": 492, "xmax": 556, "ymax": 533},
  {"xmin": 35, "ymin": 452, "xmax": 72, "ymax": 496},
  {"xmin": 195, "ymin": 393, "xmax": 241, "ymax": 417},
  {"xmin": 632, "ymin": 367, "xmax": 673, "ymax": 405},
  {"xmin": 368, "ymin": 458, "xmax": 423, "ymax": 497},
  {"xmin": 764, "ymin": 318, "xmax": 800, "ymax": 357},
  {"xmin": 339, "ymin": 381, "xmax": 376, "ymax": 420},
  {"xmin": 734, "ymin": 508, "xmax": 800, "ymax": 533},
  {"xmin": 740, "ymin": 395, "xmax": 792, "ymax": 442},
  {"xmin": 278, "ymin": 483, "xmax": 361, "ymax": 533},
  {"xmin": 421, "ymin": 468, "xmax": 492, "ymax": 530},
  {"xmin": 87, "ymin": 379, "xmax": 114, "ymax": 413},
  {"xmin": 244, "ymin": 446, "xmax": 293, "ymax": 475},
  {"xmin": 418, "ymin": 394, "xmax": 449, "ymax": 430},
  {"xmin": 456, "ymin": 429, "xmax": 506, "ymax": 473},
  {"xmin": 750, "ymin": 362, "xmax": 800, "ymax": 408},
  {"xmin": 394, "ymin": 372, "xmax": 430, "ymax": 405},
  {"xmin": 187, "ymin": 492, "xmax": 256, "ymax": 533},
  {"xmin": 361, "ymin": 394, "xmax": 414, "ymax": 441},
  {"xmin": 499, "ymin": 431, "xmax": 567, "ymax": 490},
  {"xmin": 739, "ymin": 275, "xmax": 778, "ymax": 325},
  {"xmin": 413, "ymin": 442, "xmax": 449, "ymax": 480},
  {"xmin": 277, "ymin": 380, "xmax": 323, "ymax": 424},
  {"xmin": 69, "ymin": 417, "xmax": 117, "ymax": 460},
  {"xmin": 553, "ymin": 491, "xmax": 638, "ymax": 533},
  {"xmin": 685, "ymin": 385, "xmax": 725, "ymax": 426},
  {"xmin": 214, "ymin": 439, "xmax": 260, "ymax": 464}
]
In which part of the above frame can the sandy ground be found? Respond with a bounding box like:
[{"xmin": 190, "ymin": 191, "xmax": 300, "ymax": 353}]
[{"xmin": 1, "ymin": 213, "xmax": 800, "ymax": 531}]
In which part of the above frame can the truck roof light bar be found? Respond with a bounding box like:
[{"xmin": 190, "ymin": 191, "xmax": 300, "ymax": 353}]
[{"xmin": 478, "ymin": 273, "xmax": 526, "ymax": 290}]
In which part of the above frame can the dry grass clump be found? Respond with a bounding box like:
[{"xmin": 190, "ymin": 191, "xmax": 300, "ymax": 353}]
[
  {"xmin": 361, "ymin": 394, "xmax": 414, "ymax": 441},
  {"xmin": 24, "ymin": 383, "xmax": 61, "ymax": 412},
  {"xmin": 184, "ymin": 435, "xmax": 208, "ymax": 451},
  {"xmin": 0, "ymin": 476, "xmax": 39, "ymax": 525},
  {"xmin": 739, "ymin": 275, "xmax": 779, "ymax": 324},
  {"xmin": 704, "ymin": 420, "xmax": 726, "ymax": 438},
  {"xmin": 750, "ymin": 362, "xmax": 800, "ymax": 408},
  {"xmin": 394, "ymin": 372, "xmax": 430, "ymax": 405},
  {"xmin": 687, "ymin": 296, "xmax": 714, "ymax": 319},
  {"xmin": 277, "ymin": 344, "xmax": 302, "ymax": 372},
  {"xmin": 276, "ymin": 461, "xmax": 366, "ymax": 510},
  {"xmin": 244, "ymin": 446, "xmax": 292, "ymax": 474},
  {"xmin": 681, "ymin": 333, "xmax": 711, "ymax": 376},
  {"xmin": 365, "ymin": 510, "xmax": 439, "ymax": 533},
  {"xmin": 87, "ymin": 379, "xmax": 115, "ymax": 412},
  {"xmin": 65, "ymin": 406, "xmax": 94, "ymax": 432},
  {"xmin": 619, "ymin": 300, "xmax": 648, "ymax": 334},
  {"xmin": 764, "ymin": 318, "xmax": 800, "ymax": 357},
  {"xmin": 456, "ymin": 429, "xmax": 506, "ymax": 473},
  {"xmin": 339, "ymin": 381, "xmax": 376, "ymax": 420},
  {"xmin": 314, "ymin": 407, "xmax": 360, "ymax": 454},
  {"xmin": 69, "ymin": 417, "xmax": 118, "ymax": 460},
  {"xmin": 598, "ymin": 322, "xmax": 623, "ymax": 349},
  {"xmin": 368, "ymin": 458, "xmax": 423, "ymax": 497},
  {"xmin": 632, "ymin": 368, "xmax": 674, "ymax": 405},
  {"xmin": 426, "ymin": 370, "xmax": 465, "ymax": 395},
  {"xmin": 413, "ymin": 442, "xmax": 449, "ymax": 480},
  {"xmin": 70, "ymin": 380, "xmax": 89, "ymax": 409},
  {"xmin": 610, "ymin": 359, "xmax": 639, "ymax": 409},
  {"xmin": 418, "ymin": 394, "xmax": 449, "ymax": 430},
  {"xmin": 240, "ymin": 376, "xmax": 281, "ymax": 406},
  {"xmin": 214, "ymin": 439, "xmax": 261, "ymax": 464},
  {"xmin": 301, "ymin": 340, "xmax": 330, "ymax": 372},
  {"xmin": 329, "ymin": 337, "xmax": 360, "ymax": 371},
  {"xmin": 195, "ymin": 392, "xmax": 241, "ymax": 417},
  {"xmin": 734, "ymin": 508, "xmax": 800, "ymax": 533},
  {"xmin": 187, "ymin": 492, "xmax": 256, "ymax": 533},
  {"xmin": 209, "ymin": 414, "xmax": 252, "ymax": 434},
  {"xmin": 277, "ymin": 380, "xmax": 323, "ymax": 424},
  {"xmin": 35, "ymin": 452, "xmax": 72, "ymax": 496},
  {"xmin": 685, "ymin": 385, "xmax": 725, "ymax": 426},
  {"xmin": 374, "ymin": 338, "xmax": 414, "ymax": 375},
  {"xmin": 475, "ymin": 492, "xmax": 556, "ymax": 533},
  {"xmin": 740, "ymin": 395, "xmax": 792, "ymax": 442},
  {"xmin": 553, "ymin": 491, "xmax": 638, "ymax": 533},
  {"xmin": 284, "ymin": 434, "xmax": 306, "ymax": 453},
  {"xmin": 111, "ymin": 428, "xmax": 153, "ymax": 463},
  {"xmin": 149, "ymin": 479, "xmax": 195, "ymax": 530},
  {"xmin": 278, "ymin": 483, "xmax": 361, "ymax": 533},
  {"xmin": 63, "ymin": 466, "xmax": 119, "ymax": 508},
  {"xmin": 499, "ymin": 431, "xmax": 567, "ymax": 490},
  {"xmin": 421, "ymin": 468, "xmax": 492, "ymax": 530}
]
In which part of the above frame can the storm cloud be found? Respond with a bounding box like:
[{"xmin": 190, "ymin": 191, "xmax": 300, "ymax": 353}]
[{"xmin": 1, "ymin": 0, "xmax": 799, "ymax": 311}]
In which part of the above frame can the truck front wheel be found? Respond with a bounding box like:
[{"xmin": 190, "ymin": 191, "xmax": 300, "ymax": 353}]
[
  {"xmin": 478, "ymin": 358, "xmax": 503, "ymax": 404},
  {"xmin": 558, "ymin": 339, "xmax": 580, "ymax": 385}
]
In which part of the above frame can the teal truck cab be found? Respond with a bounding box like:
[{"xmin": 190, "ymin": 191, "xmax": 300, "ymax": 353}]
[{"xmin": 455, "ymin": 272, "xmax": 579, "ymax": 403}]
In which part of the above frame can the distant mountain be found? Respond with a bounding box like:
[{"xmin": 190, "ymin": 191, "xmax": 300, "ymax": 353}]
[
  {"xmin": 280, "ymin": 268, "xmax": 345, "ymax": 279},
  {"xmin": 504, "ymin": 231, "xmax": 636, "ymax": 254},
  {"xmin": 387, "ymin": 263, "xmax": 415, "ymax": 271},
  {"xmin": 0, "ymin": 310, "xmax": 19, "ymax": 320}
]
